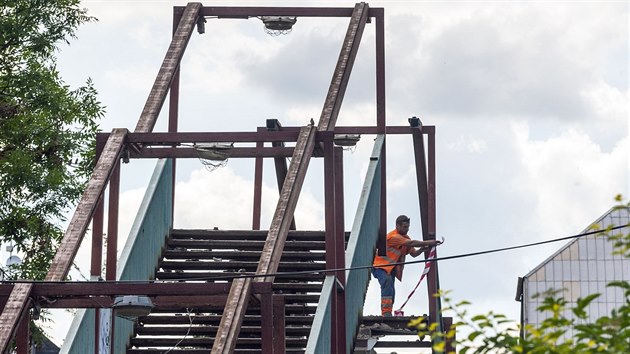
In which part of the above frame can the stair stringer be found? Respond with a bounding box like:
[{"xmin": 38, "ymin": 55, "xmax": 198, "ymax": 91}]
[{"xmin": 306, "ymin": 135, "xmax": 384, "ymax": 354}]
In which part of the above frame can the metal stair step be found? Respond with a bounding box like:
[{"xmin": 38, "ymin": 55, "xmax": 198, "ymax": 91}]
[
  {"xmin": 148, "ymin": 303, "xmax": 318, "ymax": 316},
  {"xmin": 138, "ymin": 314, "xmax": 314, "ymax": 325},
  {"xmin": 129, "ymin": 337, "xmax": 308, "ymax": 348},
  {"xmin": 162, "ymin": 249, "xmax": 326, "ymax": 261},
  {"xmin": 126, "ymin": 228, "xmax": 328, "ymax": 353},
  {"xmin": 155, "ymin": 271, "xmax": 325, "ymax": 282},
  {"xmin": 159, "ymin": 260, "xmax": 324, "ymax": 271},
  {"xmin": 170, "ymin": 229, "xmax": 346, "ymax": 242},
  {"xmin": 128, "ymin": 349, "xmax": 305, "ymax": 354},
  {"xmin": 134, "ymin": 324, "xmax": 312, "ymax": 336},
  {"xmin": 166, "ymin": 239, "xmax": 326, "ymax": 251}
]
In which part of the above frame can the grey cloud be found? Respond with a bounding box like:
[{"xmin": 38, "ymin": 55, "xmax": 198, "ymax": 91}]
[
  {"xmin": 387, "ymin": 11, "xmax": 620, "ymax": 121},
  {"xmin": 240, "ymin": 26, "xmax": 377, "ymax": 107}
]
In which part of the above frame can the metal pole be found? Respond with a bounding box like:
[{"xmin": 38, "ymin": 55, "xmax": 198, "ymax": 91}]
[
  {"xmin": 333, "ymin": 146, "xmax": 346, "ymax": 353},
  {"xmin": 375, "ymin": 9, "xmax": 387, "ymax": 256},
  {"xmin": 253, "ymin": 139, "xmax": 263, "ymax": 230}
]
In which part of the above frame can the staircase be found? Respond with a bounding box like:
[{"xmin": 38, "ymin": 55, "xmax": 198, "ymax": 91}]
[{"xmin": 127, "ymin": 229, "xmax": 337, "ymax": 353}]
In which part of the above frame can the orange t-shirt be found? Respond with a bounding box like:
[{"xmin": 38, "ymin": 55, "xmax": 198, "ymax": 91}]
[{"xmin": 373, "ymin": 229, "xmax": 411, "ymax": 279}]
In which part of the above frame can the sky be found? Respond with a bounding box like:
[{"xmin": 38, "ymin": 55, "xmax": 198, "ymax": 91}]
[{"xmin": 26, "ymin": 0, "xmax": 629, "ymax": 349}]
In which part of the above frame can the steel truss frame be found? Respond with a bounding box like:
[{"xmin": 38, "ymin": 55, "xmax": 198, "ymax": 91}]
[{"xmin": 0, "ymin": 2, "xmax": 451, "ymax": 353}]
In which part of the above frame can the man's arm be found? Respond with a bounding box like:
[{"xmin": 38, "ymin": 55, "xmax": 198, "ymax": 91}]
[
  {"xmin": 406, "ymin": 239, "xmax": 441, "ymax": 257},
  {"xmin": 404, "ymin": 239, "xmax": 441, "ymax": 248}
]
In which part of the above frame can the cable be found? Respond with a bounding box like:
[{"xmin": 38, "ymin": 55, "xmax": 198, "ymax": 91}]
[
  {"xmin": 2, "ymin": 224, "xmax": 627, "ymax": 285},
  {"xmin": 162, "ymin": 308, "xmax": 193, "ymax": 354}
]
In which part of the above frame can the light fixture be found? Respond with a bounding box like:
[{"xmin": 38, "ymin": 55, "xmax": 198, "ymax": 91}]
[
  {"xmin": 260, "ymin": 16, "xmax": 297, "ymax": 36},
  {"xmin": 197, "ymin": 15, "xmax": 206, "ymax": 34},
  {"xmin": 113, "ymin": 295, "xmax": 154, "ymax": 320},
  {"xmin": 266, "ymin": 118, "xmax": 281, "ymax": 131},
  {"xmin": 408, "ymin": 116, "xmax": 422, "ymax": 129},
  {"xmin": 194, "ymin": 142, "xmax": 234, "ymax": 161},
  {"xmin": 333, "ymin": 134, "xmax": 361, "ymax": 147}
]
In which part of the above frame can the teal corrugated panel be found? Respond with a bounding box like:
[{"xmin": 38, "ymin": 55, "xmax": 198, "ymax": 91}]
[{"xmin": 306, "ymin": 136, "xmax": 383, "ymax": 354}]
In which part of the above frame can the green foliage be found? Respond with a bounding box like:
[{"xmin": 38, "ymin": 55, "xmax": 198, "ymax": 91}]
[
  {"xmin": 0, "ymin": 0, "xmax": 104, "ymax": 280},
  {"xmin": 411, "ymin": 197, "xmax": 630, "ymax": 353}
]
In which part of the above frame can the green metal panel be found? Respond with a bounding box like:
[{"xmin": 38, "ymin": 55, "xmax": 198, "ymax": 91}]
[
  {"xmin": 306, "ymin": 135, "xmax": 383, "ymax": 354},
  {"xmin": 344, "ymin": 135, "xmax": 383, "ymax": 353},
  {"xmin": 305, "ymin": 275, "xmax": 334, "ymax": 354},
  {"xmin": 61, "ymin": 159, "xmax": 173, "ymax": 354}
]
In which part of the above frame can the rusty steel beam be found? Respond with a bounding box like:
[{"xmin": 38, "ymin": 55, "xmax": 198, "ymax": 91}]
[
  {"xmin": 104, "ymin": 126, "xmax": 436, "ymax": 146},
  {"xmin": 16, "ymin": 312, "xmax": 28, "ymax": 354},
  {"xmin": 413, "ymin": 127, "xmax": 443, "ymax": 345},
  {"xmin": 412, "ymin": 129, "xmax": 430, "ymax": 240},
  {"xmin": 168, "ymin": 10, "xmax": 182, "ymax": 135},
  {"xmin": 134, "ymin": 2, "xmax": 201, "ymax": 133},
  {"xmin": 252, "ymin": 140, "xmax": 264, "ymax": 230},
  {"xmin": 196, "ymin": 6, "xmax": 373, "ymax": 18},
  {"xmin": 125, "ymin": 131, "xmax": 301, "ymax": 144},
  {"xmin": 375, "ymin": 9, "xmax": 387, "ymax": 256},
  {"xmin": 129, "ymin": 146, "xmax": 297, "ymax": 159},
  {"xmin": 90, "ymin": 197, "xmax": 104, "ymax": 278},
  {"xmin": 264, "ymin": 127, "xmax": 316, "ymax": 267},
  {"xmin": 106, "ymin": 161, "xmax": 120, "ymax": 281},
  {"xmin": 427, "ymin": 129, "xmax": 444, "ymax": 345},
  {"xmin": 324, "ymin": 145, "xmax": 347, "ymax": 353},
  {"xmin": 0, "ymin": 282, "xmax": 232, "ymax": 297},
  {"xmin": 212, "ymin": 125, "xmax": 317, "ymax": 354},
  {"xmin": 44, "ymin": 295, "xmax": 239, "ymax": 309},
  {"xmin": 0, "ymin": 283, "xmax": 32, "ymax": 353},
  {"xmin": 42, "ymin": 296, "xmax": 232, "ymax": 309},
  {"xmin": 428, "ymin": 131, "xmax": 436, "ymax": 235},
  {"xmin": 257, "ymin": 126, "xmax": 317, "ymax": 282},
  {"xmin": 260, "ymin": 289, "xmax": 273, "ymax": 354},
  {"xmin": 91, "ymin": 138, "xmax": 105, "ymax": 279},
  {"xmin": 334, "ymin": 147, "xmax": 346, "ymax": 353},
  {"xmin": 168, "ymin": 9, "xmax": 183, "ymax": 222},
  {"xmin": 273, "ymin": 295, "xmax": 286, "ymax": 354},
  {"xmin": 212, "ymin": 277, "xmax": 253, "ymax": 354},
  {"xmin": 0, "ymin": 282, "xmax": 276, "ymax": 309},
  {"xmin": 47, "ymin": 128, "xmax": 127, "ymax": 281},
  {"xmin": 269, "ymin": 121, "xmax": 296, "ymax": 230},
  {"xmin": 318, "ymin": 3, "xmax": 369, "ymax": 131}
]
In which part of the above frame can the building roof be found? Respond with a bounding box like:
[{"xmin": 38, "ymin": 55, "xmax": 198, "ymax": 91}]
[{"xmin": 523, "ymin": 205, "xmax": 630, "ymax": 279}]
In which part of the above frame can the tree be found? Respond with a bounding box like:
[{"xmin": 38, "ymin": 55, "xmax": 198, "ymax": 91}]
[
  {"xmin": 412, "ymin": 196, "xmax": 630, "ymax": 353},
  {"xmin": 0, "ymin": 0, "xmax": 104, "ymax": 280}
]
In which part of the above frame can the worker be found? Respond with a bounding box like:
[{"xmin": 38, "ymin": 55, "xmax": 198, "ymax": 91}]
[{"xmin": 372, "ymin": 215, "xmax": 442, "ymax": 316}]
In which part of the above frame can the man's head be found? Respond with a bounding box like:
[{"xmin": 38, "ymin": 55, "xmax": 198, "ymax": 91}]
[{"xmin": 395, "ymin": 215, "xmax": 410, "ymax": 235}]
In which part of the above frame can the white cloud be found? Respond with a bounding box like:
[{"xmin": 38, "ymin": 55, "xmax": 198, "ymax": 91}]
[
  {"xmin": 513, "ymin": 122, "xmax": 628, "ymax": 236},
  {"xmin": 387, "ymin": 2, "xmax": 627, "ymax": 121},
  {"xmin": 174, "ymin": 166, "xmax": 324, "ymax": 229},
  {"xmin": 447, "ymin": 135, "xmax": 488, "ymax": 154}
]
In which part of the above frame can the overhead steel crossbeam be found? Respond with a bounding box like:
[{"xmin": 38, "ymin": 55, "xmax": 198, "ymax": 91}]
[
  {"xmin": 122, "ymin": 125, "xmax": 435, "ymax": 145},
  {"xmin": 212, "ymin": 3, "xmax": 369, "ymax": 353},
  {"xmin": 101, "ymin": 126, "xmax": 436, "ymax": 159},
  {"xmin": 0, "ymin": 282, "xmax": 275, "ymax": 309}
]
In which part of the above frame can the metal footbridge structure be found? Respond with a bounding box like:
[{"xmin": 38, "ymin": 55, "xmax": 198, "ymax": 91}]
[{"xmin": 0, "ymin": 3, "xmax": 454, "ymax": 353}]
